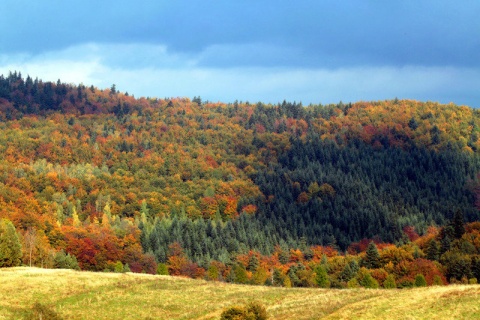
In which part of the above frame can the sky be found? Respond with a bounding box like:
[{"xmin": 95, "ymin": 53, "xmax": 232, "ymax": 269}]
[{"xmin": 1, "ymin": 1, "xmax": 479, "ymax": 107}]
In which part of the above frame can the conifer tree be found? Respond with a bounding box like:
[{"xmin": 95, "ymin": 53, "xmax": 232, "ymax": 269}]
[
  {"xmin": 157, "ymin": 263, "xmax": 169, "ymax": 275},
  {"xmin": 340, "ymin": 263, "xmax": 354, "ymax": 282},
  {"xmin": 314, "ymin": 265, "xmax": 330, "ymax": 288},
  {"xmin": 383, "ymin": 274, "xmax": 396, "ymax": 289},
  {"xmin": 0, "ymin": 219, "xmax": 22, "ymax": 267},
  {"xmin": 414, "ymin": 274, "xmax": 427, "ymax": 287},
  {"xmin": 363, "ymin": 242, "xmax": 381, "ymax": 269},
  {"xmin": 426, "ymin": 239, "xmax": 440, "ymax": 261},
  {"xmin": 248, "ymin": 254, "xmax": 259, "ymax": 272},
  {"xmin": 234, "ymin": 264, "xmax": 248, "ymax": 284},
  {"xmin": 452, "ymin": 209, "xmax": 465, "ymax": 239},
  {"xmin": 207, "ymin": 264, "xmax": 219, "ymax": 281},
  {"xmin": 272, "ymin": 268, "xmax": 284, "ymax": 286},
  {"xmin": 359, "ymin": 273, "xmax": 379, "ymax": 288}
]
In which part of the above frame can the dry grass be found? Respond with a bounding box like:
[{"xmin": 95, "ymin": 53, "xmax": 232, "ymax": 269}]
[{"xmin": 1, "ymin": 267, "xmax": 479, "ymax": 319}]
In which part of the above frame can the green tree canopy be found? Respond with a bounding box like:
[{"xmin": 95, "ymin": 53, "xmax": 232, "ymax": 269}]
[
  {"xmin": 363, "ymin": 242, "xmax": 381, "ymax": 269},
  {"xmin": 0, "ymin": 219, "xmax": 22, "ymax": 267}
]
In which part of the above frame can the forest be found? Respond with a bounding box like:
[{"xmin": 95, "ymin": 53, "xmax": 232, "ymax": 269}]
[{"xmin": 1, "ymin": 71, "xmax": 480, "ymax": 288}]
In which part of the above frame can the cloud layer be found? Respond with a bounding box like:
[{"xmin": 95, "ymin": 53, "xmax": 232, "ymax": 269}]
[
  {"xmin": 2, "ymin": 1, "xmax": 479, "ymax": 106},
  {"xmin": 1, "ymin": 43, "xmax": 479, "ymax": 107}
]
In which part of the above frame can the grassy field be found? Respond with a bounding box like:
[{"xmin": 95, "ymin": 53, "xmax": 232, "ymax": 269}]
[{"xmin": 1, "ymin": 267, "xmax": 479, "ymax": 319}]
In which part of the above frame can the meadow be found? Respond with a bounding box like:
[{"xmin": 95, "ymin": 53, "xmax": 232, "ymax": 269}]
[{"xmin": 1, "ymin": 267, "xmax": 479, "ymax": 319}]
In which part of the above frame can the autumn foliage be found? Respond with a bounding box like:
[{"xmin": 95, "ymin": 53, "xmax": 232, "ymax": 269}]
[{"xmin": 1, "ymin": 72, "xmax": 480, "ymax": 287}]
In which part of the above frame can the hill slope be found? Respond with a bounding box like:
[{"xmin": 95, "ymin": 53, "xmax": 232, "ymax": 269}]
[
  {"xmin": 1, "ymin": 267, "xmax": 479, "ymax": 319},
  {"xmin": 1, "ymin": 72, "xmax": 480, "ymax": 271}
]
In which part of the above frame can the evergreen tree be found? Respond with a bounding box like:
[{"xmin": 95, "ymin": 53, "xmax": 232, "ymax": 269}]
[
  {"xmin": 114, "ymin": 261, "xmax": 124, "ymax": 273},
  {"xmin": 426, "ymin": 239, "xmax": 440, "ymax": 261},
  {"xmin": 433, "ymin": 275, "xmax": 444, "ymax": 286},
  {"xmin": 359, "ymin": 273, "xmax": 379, "ymax": 288},
  {"xmin": 408, "ymin": 117, "xmax": 419, "ymax": 130},
  {"xmin": 314, "ymin": 265, "xmax": 330, "ymax": 288},
  {"xmin": 248, "ymin": 254, "xmax": 260, "ymax": 272},
  {"xmin": 414, "ymin": 274, "xmax": 427, "ymax": 287},
  {"xmin": 452, "ymin": 209, "xmax": 465, "ymax": 239},
  {"xmin": 363, "ymin": 242, "xmax": 381, "ymax": 269},
  {"xmin": 0, "ymin": 219, "xmax": 22, "ymax": 267},
  {"xmin": 339, "ymin": 263, "xmax": 354, "ymax": 282},
  {"xmin": 53, "ymin": 250, "xmax": 80, "ymax": 270},
  {"xmin": 383, "ymin": 274, "xmax": 396, "ymax": 289},
  {"xmin": 471, "ymin": 256, "xmax": 480, "ymax": 280},
  {"xmin": 440, "ymin": 235, "xmax": 452, "ymax": 254},
  {"xmin": 226, "ymin": 267, "xmax": 236, "ymax": 283},
  {"xmin": 234, "ymin": 264, "xmax": 248, "ymax": 284},
  {"xmin": 272, "ymin": 268, "xmax": 284, "ymax": 286},
  {"xmin": 157, "ymin": 263, "xmax": 169, "ymax": 275}
]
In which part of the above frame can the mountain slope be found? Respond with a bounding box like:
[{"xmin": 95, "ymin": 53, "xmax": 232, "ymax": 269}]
[{"xmin": 0, "ymin": 72, "xmax": 479, "ymax": 266}]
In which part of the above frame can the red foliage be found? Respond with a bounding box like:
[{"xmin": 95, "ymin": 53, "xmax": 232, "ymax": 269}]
[
  {"xmin": 403, "ymin": 226, "xmax": 420, "ymax": 242},
  {"xmin": 394, "ymin": 258, "xmax": 446, "ymax": 285},
  {"xmin": 347, "ymin": 238, "xmax": 390, "ymax": 255},
  {"xmin": 62, "ymin": 222, "xmax": 154, "ymax": 273}
]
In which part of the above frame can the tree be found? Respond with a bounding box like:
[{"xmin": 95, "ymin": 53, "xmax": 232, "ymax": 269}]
[
  {"xmin": 340, "ymin": 263, "xmax": 354, "ymax": 282},
  {"xmin": 314, "ymin": 265, "xmax": 330, "ymax": 288},
  {"xmin": 157, "ymin": 263, "xmax": 169, "ymax": 275},
  {"xmin": 414, "ymin": 274, "xmax": 427, "ymax": 287},
  {"xmin": 114, "ymin": 261, "xmax": 124, "ymax": 273},
  {"xmin": 433, "ymin": 275, "xmax": 444, "ymax": 286},
  {"xmin": 248, "ymin": 254, "xmax": 260, "ymax": 272},
  {"xmin": 452, "ymin": 209, "xmax": 465, "ymax": 239},
  {"xmin": 359, "ymin": 272, "xmax": 379, "ymax": 289},
  {"xmin": 234, "ymin": 263, "xmax": 249, "ymax": 284},
  {"xmin": 53, "ymin": 250, "xmax": 80, "ymax": 270},
  {"xmin": 426, "ymin": 239, "xmax": 440, "ymax": 261},
  {"xmin": 0, "ymin": 219, "xmax": 22, "ymax": 267},
  {"xmin": 23, "ymin": 227, "xmax": 37, "ymax": 267},
  {"xmin": 272, "ymin": 268, "xmax": 285, "ymax": 287},
  {"xmin": 408, "ymin": 117, "xmax": 419, "ymax": 130},
  {"xmin": 252, "ymin": 267, "xmax": 268, "ymax": 285},
  {"xmin": 363, "ymin": 242, "xmax": 381, "ymax": 269},
  {"xmin": 383, "ymin": 274, "xmax": 396, "ymax": 289},
  {"xmin": 340, "ymin": 259, "xmax": 359, "ymax": 282}
]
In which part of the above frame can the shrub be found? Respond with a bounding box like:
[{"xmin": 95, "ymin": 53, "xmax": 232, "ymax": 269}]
[
  {"xmin": 414, "ymin": 274, "xmax": 427, "ymax": 287},
  {"xmin": 114, "ymin": 261, "xmax": 124, "ymax": 273},
  {"xmin": 347, "ymin": 278, "xmax": 359, "ymax": 288},
  {"xmin": 220, "ymin": 302, "xmax": 268, "ymax": 320},
  {"xmin": 157, "ymin": 263, "xmax": 169, "ymax": 275},
  {"xmin": 53, "ymin": 250, "xmax": 80, "ymax": 270},
  {"xmin": 397, "ymin": 278, "xmax": 414, "ymax": 288},
  {"xmin": 221, "ymin": 306, "xmax": 247, "ymax": 320},
  {"xmin": 383, "ymin": 274, "xmax": 396, "ymax": 289},
  {"xmin": 283, "ymin": 276, "xmax": 292, "ymax": 288},
  {"xmin": 247, "ymin": 302, "xmax": 268, "ymax": 320},
  {"xmin": 433, "ymin": 275, "xmax": 444, "ymax": 286},
  {"xmin": 360, "ymin": 273, "xmax": 379, "ymax": 289}
]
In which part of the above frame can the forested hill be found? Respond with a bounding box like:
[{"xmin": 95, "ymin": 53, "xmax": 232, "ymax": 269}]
[{"xmin": 0, "ymin": 71, "xmax": 480, "ymax": 269}]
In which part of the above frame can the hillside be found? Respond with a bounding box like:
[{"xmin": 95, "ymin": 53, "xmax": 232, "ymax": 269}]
[
  {"xmin": 1, "ymin": 267, "xmax": 479, "ymax": 319},
  {"xmin": 1, "ymin": 72, "xmax": 480, "ymax": 287}
]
